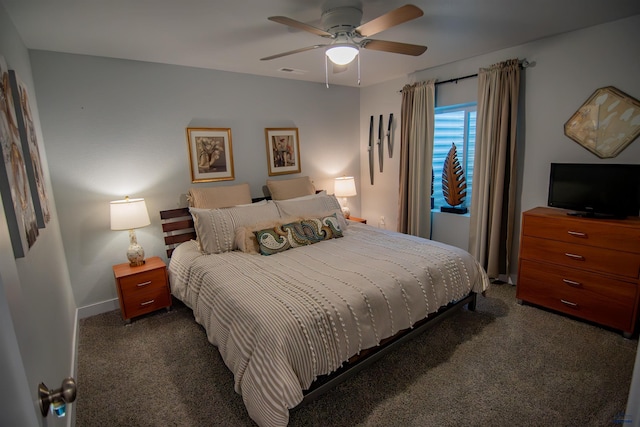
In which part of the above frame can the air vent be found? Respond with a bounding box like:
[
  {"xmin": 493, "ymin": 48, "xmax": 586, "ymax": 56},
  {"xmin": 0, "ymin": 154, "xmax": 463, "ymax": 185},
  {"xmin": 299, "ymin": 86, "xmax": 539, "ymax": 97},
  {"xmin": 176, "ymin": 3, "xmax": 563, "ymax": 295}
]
[{"xmin": 278, "ymin": 67, "xmax": 307, "ymax": 75}]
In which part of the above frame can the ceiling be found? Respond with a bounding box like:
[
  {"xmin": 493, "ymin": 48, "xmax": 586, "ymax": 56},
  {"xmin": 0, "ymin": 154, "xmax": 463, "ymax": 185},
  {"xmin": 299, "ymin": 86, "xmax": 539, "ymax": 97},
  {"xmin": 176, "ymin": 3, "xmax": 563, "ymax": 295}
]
[{"xmin": 3, "ymin": 0, "xmax": 640, "ymax": 87}]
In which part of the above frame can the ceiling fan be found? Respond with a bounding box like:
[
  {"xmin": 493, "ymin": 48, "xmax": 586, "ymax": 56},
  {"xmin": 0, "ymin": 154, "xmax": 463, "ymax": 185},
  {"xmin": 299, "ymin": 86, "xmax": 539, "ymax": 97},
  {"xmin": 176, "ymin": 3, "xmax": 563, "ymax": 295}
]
[{"xmin": 261, "ymin": 3, "xmax": 427, "ymax": 83}]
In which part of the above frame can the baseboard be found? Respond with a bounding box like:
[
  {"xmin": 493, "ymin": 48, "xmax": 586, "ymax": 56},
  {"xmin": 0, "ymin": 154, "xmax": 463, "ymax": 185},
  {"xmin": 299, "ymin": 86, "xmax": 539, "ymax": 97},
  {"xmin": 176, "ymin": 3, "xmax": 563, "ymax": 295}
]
[{"xmin": 77, "ymin": 298, "xmax": 119, "ymax": 319}]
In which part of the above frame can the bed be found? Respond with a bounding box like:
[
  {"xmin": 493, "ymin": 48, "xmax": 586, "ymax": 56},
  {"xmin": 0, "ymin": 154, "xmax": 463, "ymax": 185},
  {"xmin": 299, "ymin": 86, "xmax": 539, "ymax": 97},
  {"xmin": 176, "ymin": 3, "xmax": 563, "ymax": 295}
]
[{"xmin": 161, "ymin": 181, "xmax": 490, "ymax": 427}]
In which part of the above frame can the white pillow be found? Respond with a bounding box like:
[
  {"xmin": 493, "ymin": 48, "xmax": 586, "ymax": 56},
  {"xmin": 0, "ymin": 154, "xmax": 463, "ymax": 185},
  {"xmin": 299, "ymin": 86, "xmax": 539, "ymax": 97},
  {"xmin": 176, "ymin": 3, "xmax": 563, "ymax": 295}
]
[
  {"xmin": 234, "ymin": 199, "xmax": 268, "ymax": 207},
  {"xmin": 284, "ymin": 190, "xmax": 327, "ymax": 201},
  {"xmin": 190, "ymin": 201, "xmax": 280, "ymax": 254},
  {"xmin": 274, "ymin": 194, "xmax": 348, "ymax": 230}
]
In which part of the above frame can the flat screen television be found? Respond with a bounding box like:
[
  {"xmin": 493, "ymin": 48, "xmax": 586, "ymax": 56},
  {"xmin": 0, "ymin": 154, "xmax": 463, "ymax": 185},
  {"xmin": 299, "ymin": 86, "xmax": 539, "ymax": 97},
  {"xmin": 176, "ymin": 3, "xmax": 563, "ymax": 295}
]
[{"xmin": 547, "ymin": 163, "xmax": 640, "ymax": 218}]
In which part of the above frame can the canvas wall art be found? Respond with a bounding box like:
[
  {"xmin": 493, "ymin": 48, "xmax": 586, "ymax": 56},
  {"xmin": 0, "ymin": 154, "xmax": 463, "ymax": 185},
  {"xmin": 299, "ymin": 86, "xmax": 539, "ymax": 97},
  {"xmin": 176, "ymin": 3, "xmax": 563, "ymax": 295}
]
[
  {"xmin": 9, "ymin": 70, "xmax": 50, "ymax": 227},
  {"xmin": 0, "ymin": 55, "xmax": 39, "ymax": 257}
]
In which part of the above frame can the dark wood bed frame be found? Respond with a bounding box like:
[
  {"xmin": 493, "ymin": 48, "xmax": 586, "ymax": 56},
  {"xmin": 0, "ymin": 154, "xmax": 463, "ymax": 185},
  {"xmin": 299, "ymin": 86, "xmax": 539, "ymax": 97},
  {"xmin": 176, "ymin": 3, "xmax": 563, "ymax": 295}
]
[{"xmin": 159, "ymin": 206, "xmax": 477, "ymax": 408}]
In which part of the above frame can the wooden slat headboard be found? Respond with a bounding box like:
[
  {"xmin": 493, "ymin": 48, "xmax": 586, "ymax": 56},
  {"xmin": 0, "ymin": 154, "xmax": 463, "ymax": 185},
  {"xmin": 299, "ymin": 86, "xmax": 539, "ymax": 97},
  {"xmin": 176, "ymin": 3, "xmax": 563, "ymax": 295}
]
[{"xmin": 160, "ymin": 207, "xmax": 194, "ymax": 258}]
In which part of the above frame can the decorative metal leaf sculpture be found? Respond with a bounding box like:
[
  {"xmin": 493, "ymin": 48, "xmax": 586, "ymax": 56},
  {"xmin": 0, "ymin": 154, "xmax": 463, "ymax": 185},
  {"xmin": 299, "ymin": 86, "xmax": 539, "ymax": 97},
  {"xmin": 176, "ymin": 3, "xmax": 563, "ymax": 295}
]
[{"xmin": 442, "ymin": 143, "xmax": 467, "ymax": 207}]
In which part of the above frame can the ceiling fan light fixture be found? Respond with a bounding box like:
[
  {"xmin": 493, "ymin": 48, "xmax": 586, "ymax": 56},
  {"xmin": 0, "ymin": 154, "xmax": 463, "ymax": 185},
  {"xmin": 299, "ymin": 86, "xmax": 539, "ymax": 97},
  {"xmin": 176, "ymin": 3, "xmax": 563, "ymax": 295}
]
[{"xmin": 326, "ymin": 45, "xmax": 359, "ymax": 65}]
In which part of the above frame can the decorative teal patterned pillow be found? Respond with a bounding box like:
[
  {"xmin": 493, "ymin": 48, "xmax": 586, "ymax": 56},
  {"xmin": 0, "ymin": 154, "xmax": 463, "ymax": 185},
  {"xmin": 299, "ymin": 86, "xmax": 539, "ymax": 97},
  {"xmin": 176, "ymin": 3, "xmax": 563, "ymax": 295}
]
[{"xmin": 254, "ymin": 213, "xmax": 343, "ymax": 255}]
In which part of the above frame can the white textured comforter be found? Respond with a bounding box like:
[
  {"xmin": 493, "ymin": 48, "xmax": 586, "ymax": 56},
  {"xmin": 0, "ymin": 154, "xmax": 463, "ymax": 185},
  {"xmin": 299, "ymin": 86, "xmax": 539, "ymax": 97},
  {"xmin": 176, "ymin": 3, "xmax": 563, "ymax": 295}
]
[{"xmin": 168, "ymin": 223, "xmax": 489, "ymax": 427}]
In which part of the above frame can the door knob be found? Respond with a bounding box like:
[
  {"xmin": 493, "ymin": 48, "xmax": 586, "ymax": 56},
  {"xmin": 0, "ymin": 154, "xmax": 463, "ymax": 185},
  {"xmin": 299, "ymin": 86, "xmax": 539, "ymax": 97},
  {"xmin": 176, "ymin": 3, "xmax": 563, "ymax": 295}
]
[{"xmin": 38, "ymin": 377, "xmax": 77, "ymax": 417}]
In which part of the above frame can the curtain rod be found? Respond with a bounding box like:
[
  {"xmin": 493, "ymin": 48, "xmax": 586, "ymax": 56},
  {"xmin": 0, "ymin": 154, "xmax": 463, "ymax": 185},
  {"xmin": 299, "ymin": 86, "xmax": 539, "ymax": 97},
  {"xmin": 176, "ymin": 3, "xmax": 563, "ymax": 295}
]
[
  {"xmin": 435, "ymin": 73, "xmax": 477, "ymax": 86},
  {"xmin": 398, "ymin": 59, "xmax": 530, "ymax": 92}
]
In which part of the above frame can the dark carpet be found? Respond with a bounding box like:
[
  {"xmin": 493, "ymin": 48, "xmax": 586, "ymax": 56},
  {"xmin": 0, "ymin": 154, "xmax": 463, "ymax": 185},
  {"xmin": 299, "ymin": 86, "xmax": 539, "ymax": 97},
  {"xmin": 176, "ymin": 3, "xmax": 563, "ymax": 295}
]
[{"xmin": 76, "ymin": 284, "xmax": 636, "ymax": 426}]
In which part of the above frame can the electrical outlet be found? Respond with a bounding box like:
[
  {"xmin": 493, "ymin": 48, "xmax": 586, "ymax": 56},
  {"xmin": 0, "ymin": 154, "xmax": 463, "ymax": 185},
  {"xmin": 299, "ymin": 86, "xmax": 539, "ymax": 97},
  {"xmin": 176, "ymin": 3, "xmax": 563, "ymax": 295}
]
[{"xmin": 378, "ymin": 216, "xmax": 385, "ymax": 228}]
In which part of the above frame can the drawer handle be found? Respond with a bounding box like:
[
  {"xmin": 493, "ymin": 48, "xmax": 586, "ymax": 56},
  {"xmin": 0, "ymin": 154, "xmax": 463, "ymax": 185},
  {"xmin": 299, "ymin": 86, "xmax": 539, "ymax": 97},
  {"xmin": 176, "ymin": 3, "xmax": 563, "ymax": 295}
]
[
  {"xmin": 137, "ymin": 281, "xmax": 152, "ymax": 288},
  {"xmin": 562, "ymin": 279, "xmax": 582, "ymax": 288},
  {"xmin": 140, "ymin": 300, "xmax": 155, "ymax": 306},
  {"xmin": 564, "ymin": 253, "xmax": 584, "ymax": 261},
  {"xmin": 567, "ymin": 230, "xmax": 587, "ymax": 238},
  {"xmin": 560, "ymin": 299, "xmax": 579, "ymax": 308}
]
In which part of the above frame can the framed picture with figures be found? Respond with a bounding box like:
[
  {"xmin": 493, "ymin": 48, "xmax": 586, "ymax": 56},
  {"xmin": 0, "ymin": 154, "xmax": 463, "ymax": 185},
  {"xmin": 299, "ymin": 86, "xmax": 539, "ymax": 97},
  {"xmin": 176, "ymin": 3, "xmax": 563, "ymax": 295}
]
[{"xmin": 265, "ymin": 128, "xmax": 301, "ymax": 176}]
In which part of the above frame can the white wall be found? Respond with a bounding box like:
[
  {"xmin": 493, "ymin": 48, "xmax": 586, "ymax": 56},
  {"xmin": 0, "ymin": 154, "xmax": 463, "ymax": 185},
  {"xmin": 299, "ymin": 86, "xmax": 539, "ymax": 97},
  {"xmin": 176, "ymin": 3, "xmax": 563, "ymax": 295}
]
[
  {"xmin": 29, "ymin": 51, "xmax": 361, "ymax": 312},
  {"xmin": 628, "ymin": 340, "xmax": 640, "ymax": 426},
  {"xmin": 0, "ymin": 4, "xmax": 76, "ymax": 425},
  {"xmin": 359, "ymin": 14, "xmax": 640, "ymax": 274}
]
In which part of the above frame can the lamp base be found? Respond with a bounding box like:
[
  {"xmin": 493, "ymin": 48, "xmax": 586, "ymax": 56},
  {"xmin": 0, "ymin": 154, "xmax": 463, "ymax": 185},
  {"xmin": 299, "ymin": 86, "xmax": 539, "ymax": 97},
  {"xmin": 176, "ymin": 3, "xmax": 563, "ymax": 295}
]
[
  {"xmin": 341, "ymin": 206, "xmax": 351, "ymax": 219},
  {"xmin": 127, "ymin": 229, "xmax": 145, "ymax": 267},
  {"xmin": 128, "ymin": 259, "xmax": 145, "ymax": 267}
]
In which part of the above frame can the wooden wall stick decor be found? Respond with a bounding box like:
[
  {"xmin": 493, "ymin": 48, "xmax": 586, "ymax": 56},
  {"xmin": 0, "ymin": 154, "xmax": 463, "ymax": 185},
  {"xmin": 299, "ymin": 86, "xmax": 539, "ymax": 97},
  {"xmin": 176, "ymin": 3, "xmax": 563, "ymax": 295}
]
[
  {"xmin": 368, "ymin": 116, "xmax": 374, "ymax": 185},
  {"xmin": 387, "ymin": 113, "xmax": 393, "ymax": 158},
  {"xmin": 378, "ymin": 114, "xmax": 384, "ymax": 172}
]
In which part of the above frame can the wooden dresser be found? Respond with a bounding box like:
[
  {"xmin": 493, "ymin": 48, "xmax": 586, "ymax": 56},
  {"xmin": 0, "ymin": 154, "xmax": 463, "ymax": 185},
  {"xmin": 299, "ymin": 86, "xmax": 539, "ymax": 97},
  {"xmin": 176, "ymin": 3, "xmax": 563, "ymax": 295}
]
[{"xmin": 516, "ymin": 207, "xmax": 640, "ymax": 337}]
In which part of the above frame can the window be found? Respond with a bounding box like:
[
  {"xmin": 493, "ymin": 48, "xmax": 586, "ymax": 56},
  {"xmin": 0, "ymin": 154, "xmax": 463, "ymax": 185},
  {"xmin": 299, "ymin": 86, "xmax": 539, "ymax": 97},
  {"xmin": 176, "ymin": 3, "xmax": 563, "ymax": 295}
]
[{"xmin": 432, "ymin": 103, "xmax": 477, "ymax": 210}]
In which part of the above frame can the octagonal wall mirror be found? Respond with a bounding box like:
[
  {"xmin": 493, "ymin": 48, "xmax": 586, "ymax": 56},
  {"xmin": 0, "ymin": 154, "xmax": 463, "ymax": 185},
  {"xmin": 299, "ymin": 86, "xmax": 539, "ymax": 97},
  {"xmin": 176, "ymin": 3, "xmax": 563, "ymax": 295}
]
[{"xmin": 564, "ymin": 86, "xmax": 640, "ymax": 158}]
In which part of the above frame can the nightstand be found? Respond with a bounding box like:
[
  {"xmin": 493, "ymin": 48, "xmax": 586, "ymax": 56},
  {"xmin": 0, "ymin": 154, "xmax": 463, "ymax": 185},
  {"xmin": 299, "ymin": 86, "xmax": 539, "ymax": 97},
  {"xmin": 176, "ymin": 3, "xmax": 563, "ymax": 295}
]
[
  {"xmin": 349, "ymin": 216, "xmax": 367, "ymax": 224},
  {"xmin": 112, "ymin": 256, "xmax": 171, "ymax": 322}
]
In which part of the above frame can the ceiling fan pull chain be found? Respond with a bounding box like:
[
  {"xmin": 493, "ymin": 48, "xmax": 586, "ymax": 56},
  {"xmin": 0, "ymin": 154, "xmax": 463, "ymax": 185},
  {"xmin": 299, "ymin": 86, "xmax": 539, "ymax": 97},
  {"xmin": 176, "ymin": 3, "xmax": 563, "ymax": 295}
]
[
  {"xmin": 325, "ymin": 54, "xmax": 329, "ymax": 88},
  {"xmin": 357, "ymin": 53, "xmax": 361, "ymax": 86}
]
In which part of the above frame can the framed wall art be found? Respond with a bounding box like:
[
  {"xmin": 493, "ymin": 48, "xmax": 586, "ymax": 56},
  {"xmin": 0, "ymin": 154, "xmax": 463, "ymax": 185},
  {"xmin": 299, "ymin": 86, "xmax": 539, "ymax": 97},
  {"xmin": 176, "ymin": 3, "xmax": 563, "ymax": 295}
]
[
  {"xmin": 564, "ymin": 86, "xmax": 640, "ymax": 158},
  {"xmin": 9, "ymin": 70, "xmax": 50, "ymax": 228},
  {"xmin": 186, "ymin": 127, "xmax": 235, "ymax": 183},
  {"xmin": 0, "ymin": 56, "xmax": 39, "ymax": 258},
  {"xmin": 265, "ymin": 128, "xmax": 301, "ymax": 176}
]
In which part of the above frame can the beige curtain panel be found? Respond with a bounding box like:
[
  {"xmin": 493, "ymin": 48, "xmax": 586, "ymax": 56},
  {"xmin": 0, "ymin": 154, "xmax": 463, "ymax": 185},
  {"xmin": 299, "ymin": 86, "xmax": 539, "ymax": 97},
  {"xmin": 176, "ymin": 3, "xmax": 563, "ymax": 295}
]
[
  {"xmin": 398, "ymin": 80, "xmax": 436, "ymax": 238},
  {"xmin": 469, "ymin": 58, "xmax": 521, "ymax": 279}
]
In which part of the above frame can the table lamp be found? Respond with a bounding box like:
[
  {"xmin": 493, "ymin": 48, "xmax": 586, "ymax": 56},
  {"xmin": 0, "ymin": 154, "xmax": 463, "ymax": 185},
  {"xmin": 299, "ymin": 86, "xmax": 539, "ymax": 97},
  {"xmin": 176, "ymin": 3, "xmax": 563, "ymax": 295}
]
[
  {"xmin": 110, "ymin": 196, "xmax": 151, "ymax": 266},
  {"xmin": 334, "ymin": 176, "xmax": 357, "ymax": 218}
]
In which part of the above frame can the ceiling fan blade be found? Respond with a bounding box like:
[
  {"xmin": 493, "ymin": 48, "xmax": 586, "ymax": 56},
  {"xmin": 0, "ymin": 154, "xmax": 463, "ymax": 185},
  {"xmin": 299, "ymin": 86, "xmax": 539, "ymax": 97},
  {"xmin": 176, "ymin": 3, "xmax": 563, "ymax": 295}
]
[
  {"xmin": 355, "ymin": 4, "xmax": 424, "ymax": 38},
  {"xmin": 268, "ymin": 16, "xmax": 333, "ymax": 37},
  {"xmin": 362, "ymin": 39, "xmax": 427, "ymax": 56},
  {"xmin": 260, "ymin": 45, "xmax": 327, "ymax": 61}
]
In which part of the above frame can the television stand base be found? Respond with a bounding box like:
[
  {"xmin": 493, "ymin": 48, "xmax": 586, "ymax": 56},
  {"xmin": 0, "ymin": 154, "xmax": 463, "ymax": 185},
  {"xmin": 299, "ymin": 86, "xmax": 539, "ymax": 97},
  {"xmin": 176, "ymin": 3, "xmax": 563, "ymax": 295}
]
[{"xmin": 566, "ymin": 211, "xmax": 626, "ymax": 220}]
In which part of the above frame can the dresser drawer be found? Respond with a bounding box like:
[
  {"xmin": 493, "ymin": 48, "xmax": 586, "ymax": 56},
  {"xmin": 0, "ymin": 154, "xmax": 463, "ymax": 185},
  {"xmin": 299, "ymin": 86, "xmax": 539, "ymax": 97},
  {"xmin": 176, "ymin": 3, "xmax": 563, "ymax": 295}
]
[
  {"xmin": 520, "ymin": 235, "xmax": 640, "ymax": 279},
  {"xmin": 122, "ymin": 287, "xmax": 171, "ymax": 319},
  {"xmin": 517, "ymin": 259, "xmax": 638, "ymax": 332},
  {"xmin": 523, "ymin": 213, "xmax": 640, "ymax": 253}
]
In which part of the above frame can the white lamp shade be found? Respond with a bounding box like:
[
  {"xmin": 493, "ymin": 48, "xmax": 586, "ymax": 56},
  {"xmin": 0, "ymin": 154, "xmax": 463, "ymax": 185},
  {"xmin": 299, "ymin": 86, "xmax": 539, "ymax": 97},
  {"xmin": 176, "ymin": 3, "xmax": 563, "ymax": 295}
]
[
  {"xmin": 326, "ymin": 45, "xmax": 359, "ymax": 65},
  {"xmin": 110, "ymin": 198, "xmax": 151, "ymax": 230},
  {"xmin": 334, "ymin": 176, "xmax": 357, "ymax": 197}
]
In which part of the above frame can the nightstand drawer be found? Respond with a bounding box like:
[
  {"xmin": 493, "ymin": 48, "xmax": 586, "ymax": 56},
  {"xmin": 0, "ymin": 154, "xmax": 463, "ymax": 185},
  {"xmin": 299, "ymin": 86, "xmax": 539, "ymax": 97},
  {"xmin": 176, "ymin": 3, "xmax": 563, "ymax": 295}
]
[
  {"xmin": 517, "ymin": 259, "xmax": 637, "ymax": 331},
  {"xmin": 122, "ymin": 287, "xmax": 172, "ymax": 319},
  {"xmin": 520, "ymin": 235, "xmax": 640, "ymax": 279},
  {"xmin": 119, "ymin": 268, "xmax": 167, "ymax": 295}
]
